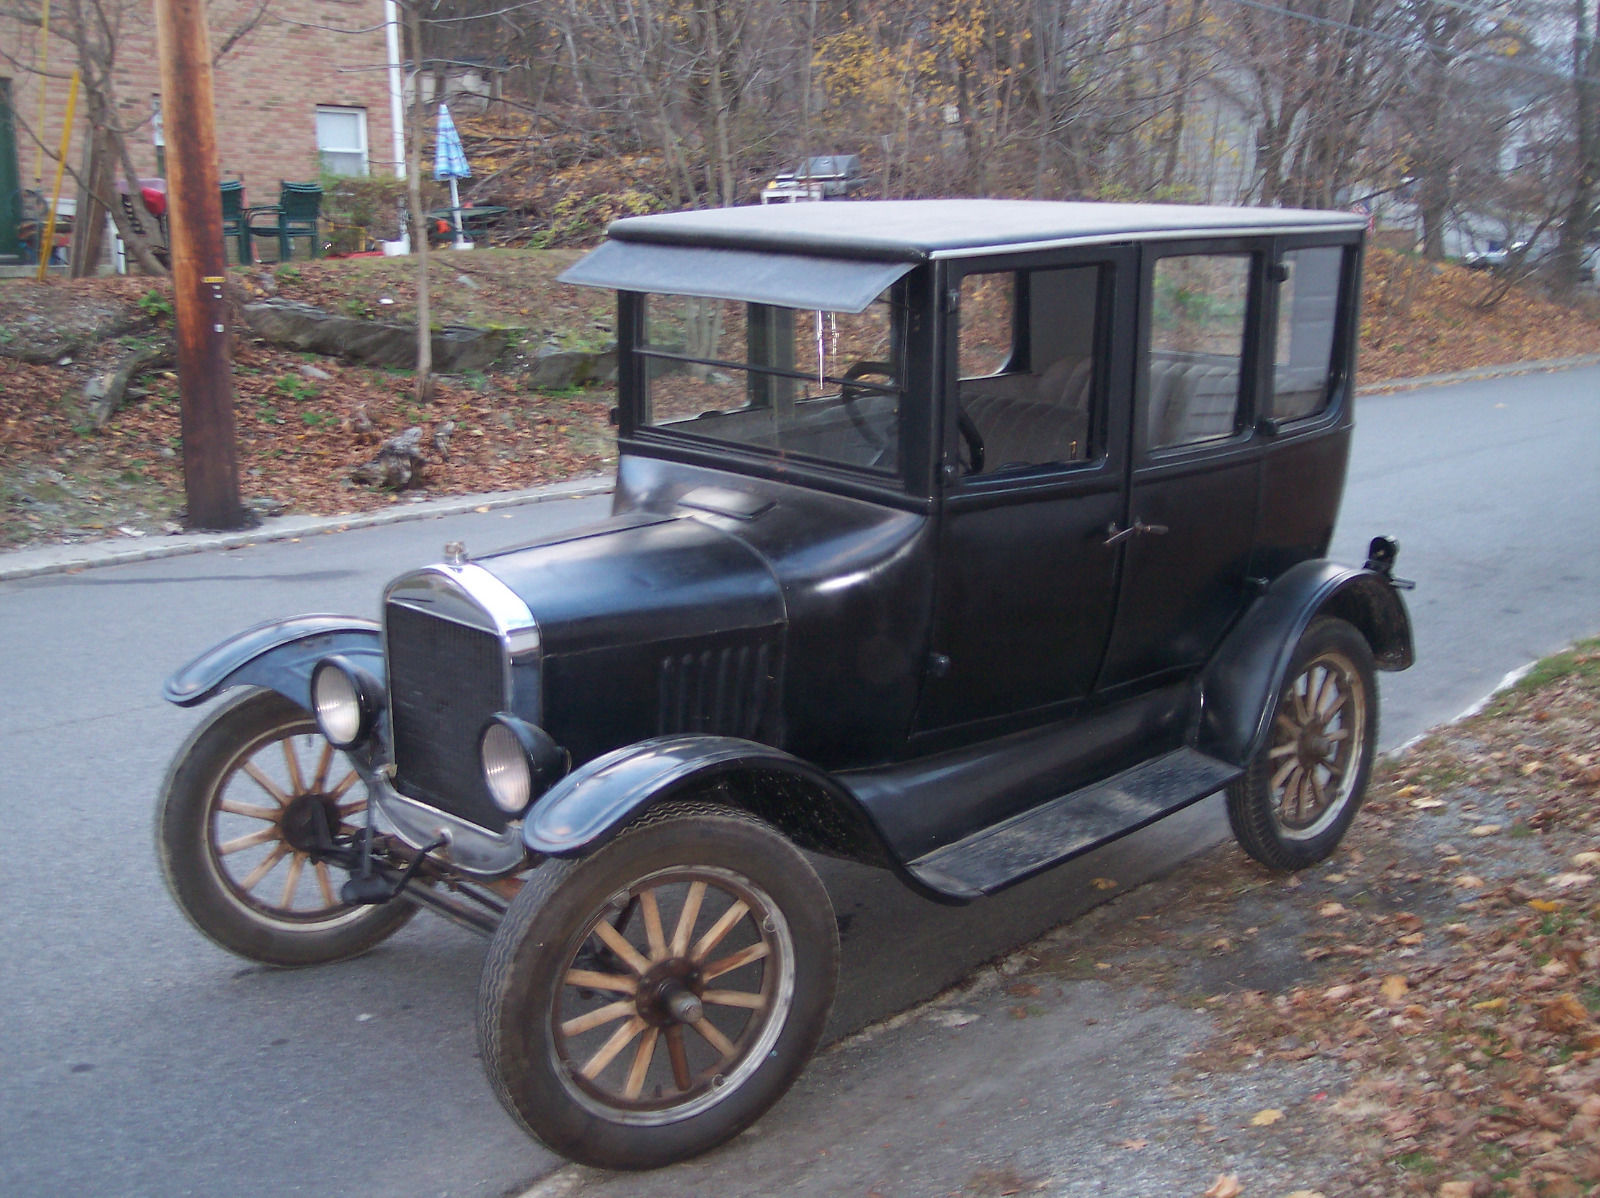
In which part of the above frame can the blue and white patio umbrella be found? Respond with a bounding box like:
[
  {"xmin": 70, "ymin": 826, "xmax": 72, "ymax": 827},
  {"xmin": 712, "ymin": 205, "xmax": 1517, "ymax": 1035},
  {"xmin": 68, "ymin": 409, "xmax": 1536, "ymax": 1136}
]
[{"xmin": 433, "ymin": 103, "xmax": 472, "ymax": 246}]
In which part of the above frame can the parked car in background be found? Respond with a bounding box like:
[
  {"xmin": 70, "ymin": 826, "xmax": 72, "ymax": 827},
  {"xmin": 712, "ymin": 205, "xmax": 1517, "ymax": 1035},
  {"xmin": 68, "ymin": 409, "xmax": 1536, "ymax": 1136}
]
[
  {"xmin": 760, "ymin": 154, "xmax": 868, "ymax": 203},
  {"xmin": 1462, "ymin": 239, "xmax": 1528, "ymax": 270},
  {"xmin": 156, "ymin": 199, "xmax": 1414, "ymax": 1172}
]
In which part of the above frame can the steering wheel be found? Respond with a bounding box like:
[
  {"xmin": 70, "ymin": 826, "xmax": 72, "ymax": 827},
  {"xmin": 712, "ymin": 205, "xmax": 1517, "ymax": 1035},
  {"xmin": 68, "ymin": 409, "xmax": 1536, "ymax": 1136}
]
[
  {"xmin": 839, "ymin": 360, "xmax": 895, "ymax": 453},
  {"xmin": 957, "ymin": 409, "xmax": 985, "ymax": 475}
]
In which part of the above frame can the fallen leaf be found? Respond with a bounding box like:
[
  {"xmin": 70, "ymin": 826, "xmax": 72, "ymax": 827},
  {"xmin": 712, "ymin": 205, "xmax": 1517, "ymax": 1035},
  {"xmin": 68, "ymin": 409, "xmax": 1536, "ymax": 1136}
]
[
  {"xmin": 1572, "ymin": 851, "xmax": 1600, "ymax": 868},
  {"xmin": 1540, "ymin": 993, "xmax": 1592, "ymax": 1033},
  {"xmin": 1528, "ymin": 899, "xmax": 1565, "ymax": 912},
  {"xmin": 1472, "ymin": 997, "xmax": 1508, "ymax": 1011},
  {"xmin": 1549, "ymin": 872, "xmax": 1593, "ymax": 890},
  {"xmin": 1091, "ymin": 877, "xmax": 1118, "ymax": 890},
  {"xmin": 1453, "ymin": 874, "xmax": 1486, "ymax": 890},
  {"xmin": 1318, "ymin": 901, "xmax": 1347, "ymax": 917},
  {"xmin": 1436, "ymin": 1184, "xmax": 1476, "ymax": 1198},
  {"xmin": 1252, "ymin": 1107, "xmax": 1285, "ymax": 1126},
  {"xmin": 1202, "ymin": 1175, "xmax": 1243, "ymax": 1198},
  {"xmin": 1380, "ymin": 975, "xmax": 1410, "ymax": 1002},
  {"xmin": 1468, "ymin": 823, "xmax": 1502, "ymax": 837},
  {"xmin": 1119, "ymin": 1138, "xmax": 1148, "ymax": 1150},
  {"xmin": 1411, "ymin": 797, "xmax": 1446, "ymax": 810}
]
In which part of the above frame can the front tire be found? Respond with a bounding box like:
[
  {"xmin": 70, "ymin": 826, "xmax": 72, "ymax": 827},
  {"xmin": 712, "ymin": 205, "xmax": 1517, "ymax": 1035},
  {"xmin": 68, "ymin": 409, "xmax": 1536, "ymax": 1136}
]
[
  {"xmin": 1227, "ymin": 617, "xmax": 1378, "ymax": 871},
  {"xmin": 156, "ymin": 688, "xmax": 415, "ymax": 966},
  {"xmin": 477, "ymin": 803, "xmax": 839, "ymax": 1170}
]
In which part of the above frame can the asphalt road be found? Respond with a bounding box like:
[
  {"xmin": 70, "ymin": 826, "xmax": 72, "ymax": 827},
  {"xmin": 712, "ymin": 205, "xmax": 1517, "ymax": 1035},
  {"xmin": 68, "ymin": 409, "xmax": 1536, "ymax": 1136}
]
[{"xmin": 0, "ymin": 365, "xmax": 1595, "ymax": 1198}]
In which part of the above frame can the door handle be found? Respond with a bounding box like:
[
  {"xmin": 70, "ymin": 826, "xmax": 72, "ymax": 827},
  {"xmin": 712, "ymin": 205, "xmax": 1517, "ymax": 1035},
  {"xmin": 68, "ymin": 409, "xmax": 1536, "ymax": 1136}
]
[{"xmin": 1104, "ymin": 519, "xmax": 1170, "ymax": 547}]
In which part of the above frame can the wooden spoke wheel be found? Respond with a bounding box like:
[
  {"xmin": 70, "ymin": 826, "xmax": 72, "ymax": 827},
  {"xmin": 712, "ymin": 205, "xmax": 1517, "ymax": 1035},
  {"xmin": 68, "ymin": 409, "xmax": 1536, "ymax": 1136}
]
[
  {"xmin": 1228, "ymin": 617, "xmax": 1378, "ymax": 871},
  {"xmin": 478, "ymin": 804, "xmax": 837, "ymax": 1170},
  {"xmin": 157, "ymin": 688, "xmax": 414, "ymax": 966}
]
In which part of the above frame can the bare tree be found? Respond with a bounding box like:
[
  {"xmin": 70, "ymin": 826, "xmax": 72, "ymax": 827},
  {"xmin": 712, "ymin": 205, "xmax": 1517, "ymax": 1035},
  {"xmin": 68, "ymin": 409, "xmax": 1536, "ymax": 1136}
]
[{"xmin": 1554, "ymin": 0, "xmax": 1600, "ymax": 291}]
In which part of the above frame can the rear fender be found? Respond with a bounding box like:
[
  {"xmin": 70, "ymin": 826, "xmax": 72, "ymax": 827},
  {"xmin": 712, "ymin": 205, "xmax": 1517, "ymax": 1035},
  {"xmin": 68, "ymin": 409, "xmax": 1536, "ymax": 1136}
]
[
  {"xmin": 162, "ymin": 615, "xmax": 384, "ymax": 711},
  {"xmin": 523, "ymin": 735, "xmax": 895, "ymax": 869},
  {"xmin": 1197, "ymin": 561, "xmax": 1414, "ymax": 766}
]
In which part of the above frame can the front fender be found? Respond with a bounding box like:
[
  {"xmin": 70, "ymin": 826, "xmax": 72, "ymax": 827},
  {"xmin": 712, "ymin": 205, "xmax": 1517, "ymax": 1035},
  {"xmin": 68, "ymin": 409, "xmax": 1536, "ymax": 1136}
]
[
  {"xmin": 1197, "ymin": 560, "xmax": 1414, "ymax": 766},
  {"xmin": 523, "ymin": 735, "xmax": 894, "ymax": 867},
  {"xmin": 163, "ymin": 615, "xmax": 383, "ymax": 710}
]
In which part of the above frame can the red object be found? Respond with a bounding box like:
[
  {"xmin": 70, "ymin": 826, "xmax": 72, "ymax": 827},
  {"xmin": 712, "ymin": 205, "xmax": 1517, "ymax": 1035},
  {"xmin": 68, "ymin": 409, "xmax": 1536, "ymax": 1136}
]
[{"xmin": 141, "ymin": 185, "xmax": 169, "ymax": 218}]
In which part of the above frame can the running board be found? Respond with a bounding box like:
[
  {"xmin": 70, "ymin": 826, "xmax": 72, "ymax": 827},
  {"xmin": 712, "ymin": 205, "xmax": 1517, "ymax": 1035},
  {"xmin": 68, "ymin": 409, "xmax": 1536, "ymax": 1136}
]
[{"xmin": 906, "ymin": 748, "xmax": 1241, "ymax": 900}]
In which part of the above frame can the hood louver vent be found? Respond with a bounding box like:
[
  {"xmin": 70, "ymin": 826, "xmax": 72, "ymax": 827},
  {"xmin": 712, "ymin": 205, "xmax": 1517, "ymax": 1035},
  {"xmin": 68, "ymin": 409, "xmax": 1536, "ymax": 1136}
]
[{"xmin": 659, "ymin": 643, "xmax": 776, "ymax": 739}]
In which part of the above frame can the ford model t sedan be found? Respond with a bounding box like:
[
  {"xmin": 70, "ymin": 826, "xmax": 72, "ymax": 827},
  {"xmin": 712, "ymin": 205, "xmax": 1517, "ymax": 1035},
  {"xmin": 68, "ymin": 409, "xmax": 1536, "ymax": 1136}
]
[{"xmin": 158, "ymin": 200, "xmax": 1413, "ymax": 1169}]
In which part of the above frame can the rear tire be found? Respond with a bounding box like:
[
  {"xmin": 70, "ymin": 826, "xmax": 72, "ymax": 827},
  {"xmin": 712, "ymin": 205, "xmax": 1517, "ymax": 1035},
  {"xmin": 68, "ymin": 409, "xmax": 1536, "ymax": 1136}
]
[
  {"xmin": 1227, "ymin": 618, "xmax": 1378, "ymax": 871},
  {"xmin": 477, "ymin": 803, "xmax": 838, "ymax": 1170}
]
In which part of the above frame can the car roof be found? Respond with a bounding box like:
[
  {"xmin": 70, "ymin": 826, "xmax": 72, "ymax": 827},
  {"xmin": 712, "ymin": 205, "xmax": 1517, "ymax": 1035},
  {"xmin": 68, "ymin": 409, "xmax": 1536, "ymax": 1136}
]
[{"xmin": 607, "ymin": 199, "xmax": 1364, "ymax": 263}]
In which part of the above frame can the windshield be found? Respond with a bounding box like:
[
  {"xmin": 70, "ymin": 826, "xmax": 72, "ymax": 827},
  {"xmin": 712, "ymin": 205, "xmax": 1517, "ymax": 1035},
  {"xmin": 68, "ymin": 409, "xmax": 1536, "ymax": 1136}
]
[{"xmin": 636, "ymin": 289, "xmax": 905, "ymax": 475}]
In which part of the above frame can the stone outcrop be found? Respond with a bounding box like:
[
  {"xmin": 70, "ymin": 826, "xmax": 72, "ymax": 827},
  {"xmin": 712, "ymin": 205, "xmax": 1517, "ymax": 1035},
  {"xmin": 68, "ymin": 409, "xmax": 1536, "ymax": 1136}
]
[{"xmin": 240, "ymin": 299, "xmax": 513, "ymax": 373}]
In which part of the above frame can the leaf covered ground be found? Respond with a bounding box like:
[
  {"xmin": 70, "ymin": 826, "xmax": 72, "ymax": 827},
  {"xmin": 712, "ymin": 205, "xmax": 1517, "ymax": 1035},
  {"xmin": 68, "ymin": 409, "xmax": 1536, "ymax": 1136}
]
[
  {"xmin": 2, "ymin": 247, "xmax": 1598, "ymax": 550},
  {"xmin": 1007, "ymin": 642, "xmax": 1600, "ymax": 1198}
]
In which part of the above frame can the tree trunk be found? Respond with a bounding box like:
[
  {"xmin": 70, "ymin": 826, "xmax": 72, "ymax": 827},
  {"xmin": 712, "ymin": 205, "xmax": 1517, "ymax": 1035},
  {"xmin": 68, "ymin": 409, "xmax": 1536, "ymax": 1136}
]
[
  {"xmin": 1555, "ymin": 0, "xmax": 1599, "ymax": 294},
  {"xmin": 405, "ymin": 0, "xmax": 434, "ymax": 401}
]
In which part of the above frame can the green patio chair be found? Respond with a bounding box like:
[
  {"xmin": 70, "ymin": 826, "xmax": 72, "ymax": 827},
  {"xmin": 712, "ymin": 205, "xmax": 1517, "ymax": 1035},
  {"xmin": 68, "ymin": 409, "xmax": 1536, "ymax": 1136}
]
[
  {"xmin": 219, "ymin": 181, "xmax": 249, "ymax": 265},
  {"xmin": 247, "ymin": 181, "xmax": 323, "ymax": 261}
]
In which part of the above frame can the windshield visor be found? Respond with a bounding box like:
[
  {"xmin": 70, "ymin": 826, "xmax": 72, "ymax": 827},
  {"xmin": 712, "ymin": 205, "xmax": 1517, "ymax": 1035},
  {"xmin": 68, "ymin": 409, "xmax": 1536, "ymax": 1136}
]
[{"xmin": 560, "ymin": 240, "xmax": 914, "ymax": 313}]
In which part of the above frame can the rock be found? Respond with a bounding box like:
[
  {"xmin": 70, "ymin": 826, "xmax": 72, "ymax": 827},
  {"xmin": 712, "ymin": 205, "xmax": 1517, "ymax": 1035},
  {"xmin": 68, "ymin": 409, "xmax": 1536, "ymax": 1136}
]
[
  {"xmin": 351, "ymin": 425, "xmax": 427, "ymax": 490},
  {"xmin": 432, "ymin": 421, "xmax": 455, "ymax": 460},
  {"xmin": 240, "ymin": 299, "xmax": 513, "ymax": 373},
  {"xmin": 524, "ymin": 344, "xmax": 618, "ymax": 389},
  {"xmin": 82, "ymin": 341, "xmax": 175, "ymax": 429},
  {"xmin": 299, "ymin": 363, "xmax": 333, "ymax": 381}
]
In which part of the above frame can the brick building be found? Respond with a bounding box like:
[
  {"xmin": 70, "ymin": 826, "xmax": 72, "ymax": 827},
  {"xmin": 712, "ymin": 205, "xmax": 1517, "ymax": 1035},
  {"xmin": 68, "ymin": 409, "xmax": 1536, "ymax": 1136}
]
[{"xmin": 1, "ymin": 0, "xmax": 401, "ymax": 263}]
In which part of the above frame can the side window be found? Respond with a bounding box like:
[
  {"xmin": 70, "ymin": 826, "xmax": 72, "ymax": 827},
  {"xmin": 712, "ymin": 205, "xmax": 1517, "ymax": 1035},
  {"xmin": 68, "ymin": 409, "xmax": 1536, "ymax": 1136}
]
[
  {"xmin": 957, "ymin": 265, "xmax": 1102, "ymax": 472},
  {"xmin": 1273, "ymin": 246, "xmax": 1344, "ymax": 422},
  {"xmin": 1147, "ymin": 254, "xmax": 1249, "ymax": 450}
]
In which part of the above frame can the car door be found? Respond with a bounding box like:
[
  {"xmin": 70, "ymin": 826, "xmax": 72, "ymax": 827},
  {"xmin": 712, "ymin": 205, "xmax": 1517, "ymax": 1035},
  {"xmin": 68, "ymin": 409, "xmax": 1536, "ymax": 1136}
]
[
  {"xmin": 911, "ymin": 248, "xmax": 1134, "ymax": 743},
  {"xmin": 1094, "ymin": 241, "xmax": 1268, "ymax": 694}
]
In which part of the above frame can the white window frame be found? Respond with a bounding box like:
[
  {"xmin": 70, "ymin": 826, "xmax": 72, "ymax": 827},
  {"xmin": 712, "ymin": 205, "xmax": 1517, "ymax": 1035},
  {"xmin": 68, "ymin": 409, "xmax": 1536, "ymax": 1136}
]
[{"xmin": 316, "ymin": 106, "xmax": 369, "ymax": 176}]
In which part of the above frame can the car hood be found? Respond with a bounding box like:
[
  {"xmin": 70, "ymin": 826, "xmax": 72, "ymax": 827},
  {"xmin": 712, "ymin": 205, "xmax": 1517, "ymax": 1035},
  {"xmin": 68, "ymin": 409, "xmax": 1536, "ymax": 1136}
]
[{"xmin": 476, "ymin": 511, "xmax": 786, "ymax": 659}]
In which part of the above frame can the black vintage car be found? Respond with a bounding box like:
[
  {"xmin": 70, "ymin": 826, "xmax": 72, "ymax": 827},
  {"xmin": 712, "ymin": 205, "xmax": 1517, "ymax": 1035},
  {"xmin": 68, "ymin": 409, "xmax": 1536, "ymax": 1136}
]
[{"xmin": 157, "ymin": 200, "xmax": 1413, "ymax": 1170}]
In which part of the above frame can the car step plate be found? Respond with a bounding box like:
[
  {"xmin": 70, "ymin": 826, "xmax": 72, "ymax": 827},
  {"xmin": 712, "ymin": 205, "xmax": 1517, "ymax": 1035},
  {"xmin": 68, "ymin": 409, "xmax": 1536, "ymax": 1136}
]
[{"xmin": 907, "ymin": 748, "xmax": 1241, "ymax": 899}]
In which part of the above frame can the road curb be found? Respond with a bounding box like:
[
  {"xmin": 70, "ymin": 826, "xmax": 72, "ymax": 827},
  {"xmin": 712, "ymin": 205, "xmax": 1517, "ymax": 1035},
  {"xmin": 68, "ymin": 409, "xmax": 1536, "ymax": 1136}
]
[
  {"xmin": 5, "ymin": 353, "xmax": 1597, "ymax": 583},
  {"xmin": 0, "ymin": 475, "xmax": 615, "ymax": 582},
  {"xmin": 1354, "ymin": 352, "xmax": 1600, "ymax": 394}
]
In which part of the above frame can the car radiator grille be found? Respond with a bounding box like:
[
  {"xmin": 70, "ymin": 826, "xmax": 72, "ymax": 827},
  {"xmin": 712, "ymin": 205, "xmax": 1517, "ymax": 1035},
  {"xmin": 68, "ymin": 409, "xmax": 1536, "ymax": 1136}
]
[
  {"xmin": 385, "ymin": 601, "xmax": 508, "ymax": 830},
  {"xmin": 658, "ymin": 642, "xmax": 774, "ymax": 739}
]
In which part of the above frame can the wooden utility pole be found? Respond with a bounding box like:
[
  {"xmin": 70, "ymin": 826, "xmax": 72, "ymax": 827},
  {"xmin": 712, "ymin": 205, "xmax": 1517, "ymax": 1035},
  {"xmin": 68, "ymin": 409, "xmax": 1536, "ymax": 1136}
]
[{"xmin": 153, "ymin": 0, "xmax": 247, "ymax": 530}]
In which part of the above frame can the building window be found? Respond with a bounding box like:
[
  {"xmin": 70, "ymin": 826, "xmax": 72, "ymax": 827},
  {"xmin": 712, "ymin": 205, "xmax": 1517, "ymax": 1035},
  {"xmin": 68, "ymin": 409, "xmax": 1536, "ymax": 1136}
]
[{"xmin": 316, "ymin": 106, "xmax": 368, "ymax": 176}]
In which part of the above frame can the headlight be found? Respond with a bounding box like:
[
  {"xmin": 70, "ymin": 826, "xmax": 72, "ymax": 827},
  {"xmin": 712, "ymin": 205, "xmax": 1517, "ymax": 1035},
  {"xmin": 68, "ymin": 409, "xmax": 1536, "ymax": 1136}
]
[
  {"xmin": 480, "ymin": 714, "xmax": 567, "ymax": 815},
  {"xmin": 311, "ymin": 656, "xmax": 383, "ymax": 749}
]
